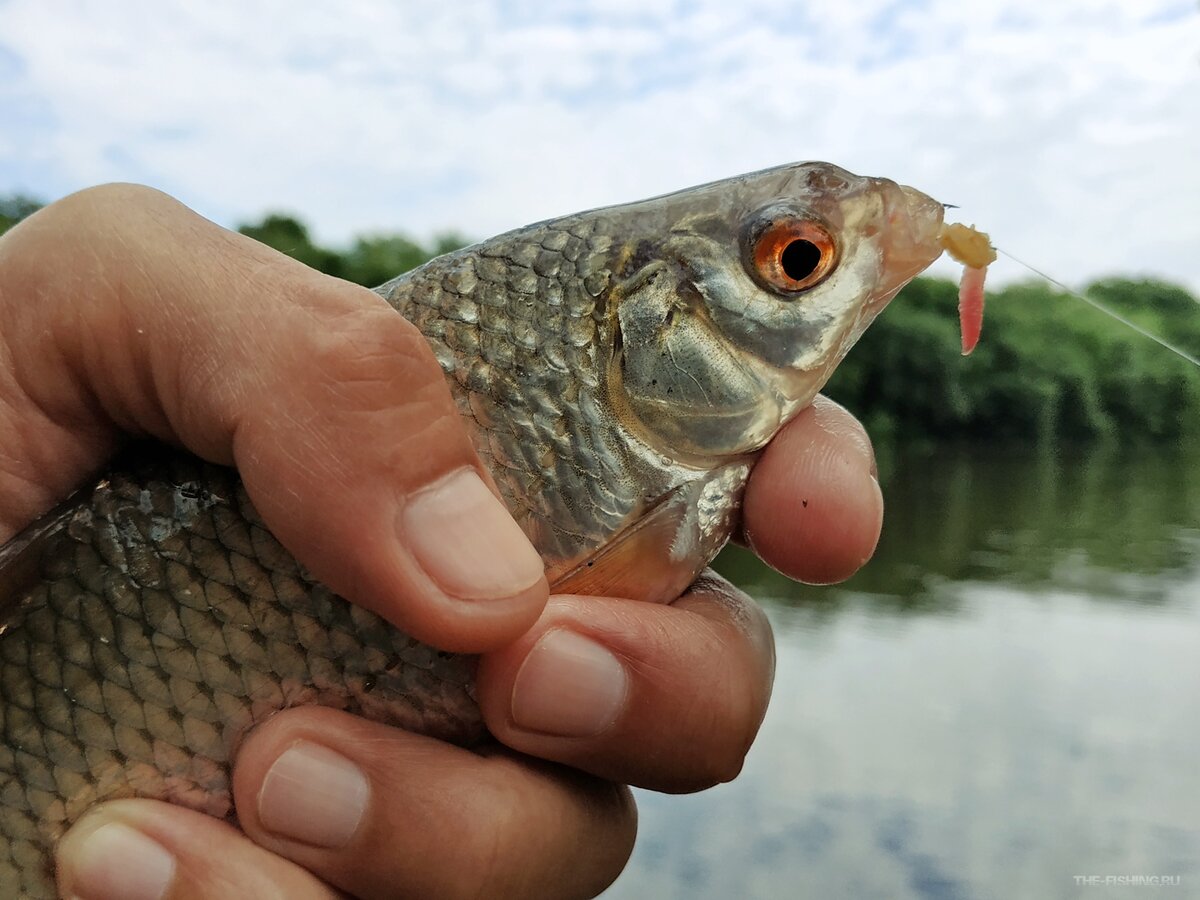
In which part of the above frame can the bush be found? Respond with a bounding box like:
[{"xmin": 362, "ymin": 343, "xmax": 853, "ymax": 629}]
[{"xmin": 825, "ymin": 276, "xmax": 1200, "ymax": 444}]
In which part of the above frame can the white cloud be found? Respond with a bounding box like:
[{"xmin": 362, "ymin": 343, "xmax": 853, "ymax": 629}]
[{"xmin": 2, "ymin": 0, "xmax": 1198, "ymax": 294}]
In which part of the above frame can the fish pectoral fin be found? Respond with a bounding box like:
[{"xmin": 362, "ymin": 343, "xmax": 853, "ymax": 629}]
[
  {"xmin": 549, "ymin": 462, "xmax": 749, "ymax": 604},
  {"xmin": 550, "ymin": 486, "xmax": 698, "ymax": 604},
  {"xmin": 0, "ymin": 494, "xmax": 78, "ymax": 623}
]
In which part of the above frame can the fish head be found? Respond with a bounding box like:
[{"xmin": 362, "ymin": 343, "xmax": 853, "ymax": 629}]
[{"xmin": 607, "ymin": 161, "xmax": 945, "ymax": 461}]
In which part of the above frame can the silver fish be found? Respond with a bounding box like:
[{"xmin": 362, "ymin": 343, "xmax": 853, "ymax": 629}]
[{"xmin": 0, "ymin": 162, "xmax": 944, "ymax": 896}]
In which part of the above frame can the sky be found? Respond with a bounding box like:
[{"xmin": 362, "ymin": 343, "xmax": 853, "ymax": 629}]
[{"xmin": 1, "ymin": 0, "xmax": 1198, "ymax": 292}]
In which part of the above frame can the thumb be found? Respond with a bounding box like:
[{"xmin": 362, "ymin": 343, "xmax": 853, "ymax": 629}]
[{"xmin": 0, "ymin": 184, "xmax": 547, "ymax": 652}]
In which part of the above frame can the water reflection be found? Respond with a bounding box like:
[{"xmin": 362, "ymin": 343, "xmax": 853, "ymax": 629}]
[
  {"xmin": 718, "ymin": 444, "xmax": 1200, "ymax": 613},
  {"xmin": 607, "ymin": 447, "xmax": 1200, "ymax": 900}
]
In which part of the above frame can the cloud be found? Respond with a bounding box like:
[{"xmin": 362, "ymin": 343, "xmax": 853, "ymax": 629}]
[{"xmin": 1, "ymin": 0, "xmax": 1198, "ymax": 293}]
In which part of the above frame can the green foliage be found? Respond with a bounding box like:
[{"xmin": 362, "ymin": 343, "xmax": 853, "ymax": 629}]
[
  {"xmin": 339, "ymin": 231, "xmax": 469, "ymax": 288},
  {"xmin": 825, "ymin": 275, "xmax": 1200, "ymax": 445},
  {"xmin": 0, "ymin": 195, "xmax": 43, "ymax": 235},
  {"xmin": 236, "ymin": 214, "xmax": 346, "ymax": 277},
  {"xmin": 235, "ymin": 213, "xmax": 467, "ymax": 287}
]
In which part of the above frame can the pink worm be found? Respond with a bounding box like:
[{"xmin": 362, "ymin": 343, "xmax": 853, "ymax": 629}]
[{"xmin": 959, "ymin": 266, "xmax": 987, "ymax": 355}]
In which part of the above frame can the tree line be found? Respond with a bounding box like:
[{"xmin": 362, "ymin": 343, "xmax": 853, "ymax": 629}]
[{"xmin": 3, "ymin": 196, "xmax": 1197, "ymax": 444}]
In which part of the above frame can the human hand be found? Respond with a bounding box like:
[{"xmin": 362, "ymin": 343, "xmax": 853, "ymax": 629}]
[{"xmin": 0, "ymin": 185, "xmax": 881, "ymax": 898}]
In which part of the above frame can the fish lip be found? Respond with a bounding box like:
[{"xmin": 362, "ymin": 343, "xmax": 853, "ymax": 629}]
[
  {"xmin": 867, "ymin": 181, "xmax": 946, "ymax": 308},
  {"xmin": 892, "ymin": 183, "xmax": 946, "ymax": 268}
]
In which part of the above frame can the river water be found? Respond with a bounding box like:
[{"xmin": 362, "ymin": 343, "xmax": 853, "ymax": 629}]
[{"xmin": 607, "ymin": 445, "xmax": 1199, "ymax": 900}]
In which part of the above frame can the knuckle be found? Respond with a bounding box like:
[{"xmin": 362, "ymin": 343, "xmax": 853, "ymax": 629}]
[
  {"xmin": 706, "ymin": 737, "xmax": 752, "ymax": 787},
  {"xmin": 625, "ymin": 581, "xmax": 775, "ymax": 793},
  {"xmin": 287, "ymin": 296, "xmax": 473, "ymax": 475},
  {"xmin": 447, "ymin": 768, "xmax": 633, "ymax": 900},
  {"xmin": 2, "ymin": 183, "xmax": 174, "ymax": 261},
  {"xmin": 67, "ymin": 181, "xmax": 174, "ymax": 211},
  {"xmin": 438, "ymin": 779, "xmax": 531, "ymax": 900},
  {"xmin": 674, "ymin": 704, "xmax": 754, "ymax": 791},
  {"xmin": 335, "ymin": 305, "xmax": 445, "ymax": 402},
  {"xmin": 289, "ymin": 286, "xmax": 443, "ymax": 404},
  {"xmin": 2, "ymin": 183, "xmax": 187, "ymax": 311},
  {"xmin": 49, "ymin": 184, "xmax": 183, "ymax": 244}
]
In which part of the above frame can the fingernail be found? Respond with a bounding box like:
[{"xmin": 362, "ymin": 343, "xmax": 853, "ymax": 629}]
[
  {"xmin": 511, "ymin": 629, "xmax": 628, "ymax": 737},
  {"xmin": 258, "ymin": 741, "xmax": 369, "ymax": 848},
  {"xmin": 403, "ymin": 469, "xmax": 545, "ymax": 601},
  {"xmin": 59, "ymin": 821, "xmax": 174, "ymax": 900}
]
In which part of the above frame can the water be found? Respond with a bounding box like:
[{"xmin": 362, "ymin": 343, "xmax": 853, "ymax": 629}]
[{"xmin": 606, "ymin": 445, "xmax": 1200, "ymax": 900}]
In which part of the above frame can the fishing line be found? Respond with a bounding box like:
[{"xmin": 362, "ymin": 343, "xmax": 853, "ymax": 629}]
[{"xmin": 997, "ymin": 248, "xmax": 1200, "ymax": 370}]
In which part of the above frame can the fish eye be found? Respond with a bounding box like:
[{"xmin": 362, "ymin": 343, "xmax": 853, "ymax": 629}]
[{"xmin": 749, "ymin": 218, "xmax": 838, "ymax": 294}]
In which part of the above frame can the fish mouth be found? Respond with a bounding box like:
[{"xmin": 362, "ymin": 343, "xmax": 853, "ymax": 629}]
[
  {"xmin": 834, "ymin": 179, "xmax": 946, "ymax": 349},
  {"xmin": 876, "ymin": 182, "xmax": 946, "ymax": 296}
]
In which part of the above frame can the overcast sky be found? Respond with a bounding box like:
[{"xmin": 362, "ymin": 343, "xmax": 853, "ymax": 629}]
[{"xmin": 2, "ymin": 0, "xmax": 1198, "ymax": 291}]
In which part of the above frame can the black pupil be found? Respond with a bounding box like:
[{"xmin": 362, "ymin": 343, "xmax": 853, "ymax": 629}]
[{"xmin": 780, "ymin": 239, "xmax": 821, "ymax": 282}]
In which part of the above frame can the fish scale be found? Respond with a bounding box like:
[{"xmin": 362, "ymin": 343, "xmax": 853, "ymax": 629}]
[
  {"xmin": 387, "ymin": 217, "xmax": 634, "ymax": 565},
  {"xmin": 0, "ymin": 162, "xmax": 947, "ymax": 896},
  {"xmin": 0, "ymin": 455, "xmax": 482, "ymax": 895}
]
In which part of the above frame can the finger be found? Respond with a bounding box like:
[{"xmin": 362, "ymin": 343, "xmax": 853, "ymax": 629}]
[
  {"xmin": 231, "ymin": 708, "xmax": 635, "ymax": 900},
  {"xmin": 0, "ymin": 184, "xmax": 547, "ymax": 651},
  {"xmin": 740, "ymin": 394, "xmax": 882, "ymax": 584},
  {"xmin": 56, "ymin": 799, "xmax": 338, "ymax": 900},
  {"xmin": 476, "ymin": 570, "xmax": 775, "ymax": 793}
]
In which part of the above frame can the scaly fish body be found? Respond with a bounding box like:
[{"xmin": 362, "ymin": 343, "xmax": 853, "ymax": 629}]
[{"xmin": 0, "ymin": 163, "xmax": 944, "ymax": 896}]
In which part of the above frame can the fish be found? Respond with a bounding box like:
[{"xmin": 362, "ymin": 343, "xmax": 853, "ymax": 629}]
[{"xmin": 0, "ymin": 162, "xmax": 945, "ymax": 897}]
